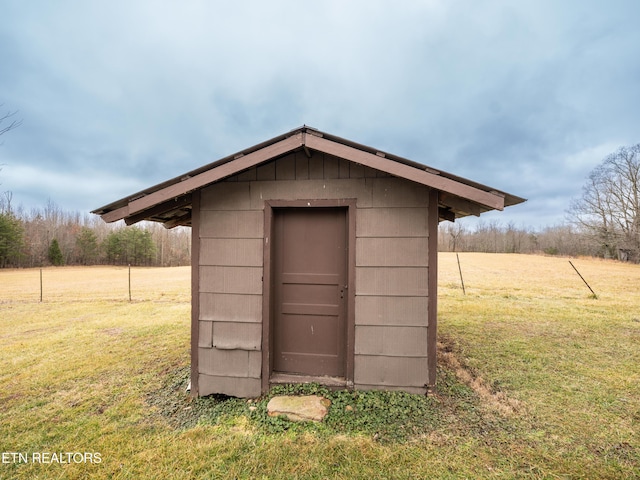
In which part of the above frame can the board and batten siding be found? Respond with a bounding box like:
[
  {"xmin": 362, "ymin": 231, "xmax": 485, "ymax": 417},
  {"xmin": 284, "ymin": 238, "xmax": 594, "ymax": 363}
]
[{"xmin": 196, "ymin": 150, "xmax": 432, "ymax": 397}]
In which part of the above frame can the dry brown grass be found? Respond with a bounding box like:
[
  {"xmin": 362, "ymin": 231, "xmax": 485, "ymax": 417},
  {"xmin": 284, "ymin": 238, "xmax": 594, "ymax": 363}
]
[
  {"xmin": 437, "ymin": 252, "xmax": 640, "ymax": 478},
  {"xmin": 1, "ymin": 256, "xmax": 639, "ymax": 479},
  {"xmin": 0, "ymin": 265, "xmax": 191, "ymax": 303},
  {"xmin": 439, "ymin": 252, "xmax": 639, "ymax": 303}
]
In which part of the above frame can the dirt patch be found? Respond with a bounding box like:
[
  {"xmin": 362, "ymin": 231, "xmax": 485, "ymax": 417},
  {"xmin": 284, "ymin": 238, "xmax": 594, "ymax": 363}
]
[{"xmin": 438, "ymin": 336, "xmax": 521, "ymax": 417}]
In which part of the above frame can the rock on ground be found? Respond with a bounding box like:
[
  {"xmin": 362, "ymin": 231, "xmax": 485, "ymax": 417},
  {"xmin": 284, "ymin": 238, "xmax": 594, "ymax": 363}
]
[{"xmin": 266, "ymin": 395, "xmax": 331, "ymax": 422}]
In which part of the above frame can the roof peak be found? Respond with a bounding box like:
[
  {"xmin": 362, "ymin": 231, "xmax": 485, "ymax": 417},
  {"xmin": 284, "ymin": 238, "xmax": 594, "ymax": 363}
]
[{"xmin": 93, "ymin": 126, "xmax": 525, "ymax": 226}]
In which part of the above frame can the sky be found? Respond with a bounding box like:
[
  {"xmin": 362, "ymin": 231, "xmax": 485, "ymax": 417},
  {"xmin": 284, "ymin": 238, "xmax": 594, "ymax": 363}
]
[{"xmin": 1, "ymin": 0, "xmax": 639, "ymax": 230}]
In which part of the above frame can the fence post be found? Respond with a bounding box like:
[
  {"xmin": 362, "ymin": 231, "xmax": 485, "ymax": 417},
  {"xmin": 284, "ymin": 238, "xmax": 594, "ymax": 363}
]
[
  {"xmin": 40, "ymin": 268, "xmax": 43, "ymax": 303},
  {"xmin": 456, "ymin": 253, "xmax": 466, "ymax": 295},
  {"xmin": 128, "ymin": 264, "xmax": 132, "ymax": 302},
  {"xmin": 569, "ymin": 260, "xmax": 597, "ymax": 298}
]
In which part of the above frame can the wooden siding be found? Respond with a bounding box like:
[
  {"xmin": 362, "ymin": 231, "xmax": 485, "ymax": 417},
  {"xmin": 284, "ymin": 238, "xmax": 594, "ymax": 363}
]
[
  {"xmin": 250, "ymin": 178, "xmax": 374, "ymax": 209},
  {"xmin": 354, "ymin": 326, "xmax": 428, "ymax": 356},
  {"xmin": 371, "ymin": 179, "xmax": 430, "ymax": 208},
  {"xmin": 200, "ymin": 293, "xmax": 261, "ymax": 322},
  {"xmin": 198, "ymin": 320, "xmax": 212, "ymax": 348},
  {"xmin": 198, "ymin": 348, "xmax": 261, "ymax": 377},
  {"xmin": 212, "ymin": 322, "xmax": 261, "ymax": 350},
  {"xmin": 197, "ymin": 181, "xmax": 264, "ymax": 397},
  {"xmin": 354, "ymin": 296, "xmax": 428, "ymax": 327},
  {"xmin": 196, "ymin": 150, "xmax": 432, "ymax": 397},
  {"xmin": 356, "ymin": 238, "xmax": 428, "ymax": 266},
  {"xmin": 199, "ymin": 210, "xmax": 263, "ymax": 238},
  {"xmin": 200, "ymin": 266, "xmax": 262, "ymax": 295},
  {"xmin": 357, "ymin": 207, "xmax": 428, "ymax": 237},
  {"xmin": 355, "ymin": 267, "xmax": 428, "ymax": 296},
  {"xmin": 354, "ymin": 176, "xmax": 430, "ymax": 393},
  {"xmin": 201, "ymin": 182, "xmax": 252, "ymax": 210},
  {"xmin": 354, "ymin": 356, "xmax": 429, "ymax": 388},
  {"xmin": 198, "ymin": 321, "xmax": 261, "ymax": 351},
  {"xmin": 199, "ymin": 238, "xmax": 263, "ymax": 266},
  {"xmin": 199, "ymin": 375, "xmax": 262, "ymax": 399}
]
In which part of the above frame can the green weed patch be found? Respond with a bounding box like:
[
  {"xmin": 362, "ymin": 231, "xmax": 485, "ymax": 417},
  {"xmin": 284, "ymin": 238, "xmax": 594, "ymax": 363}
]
[{"xmin": 147, "ymin": 368, "xmax": 446, "ymax": 443}]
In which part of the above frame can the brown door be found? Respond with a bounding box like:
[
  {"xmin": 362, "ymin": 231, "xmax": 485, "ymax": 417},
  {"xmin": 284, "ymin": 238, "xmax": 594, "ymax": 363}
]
[{"xmin": 272, "ymin": 207, "xmax": 347, "ymax": 377}]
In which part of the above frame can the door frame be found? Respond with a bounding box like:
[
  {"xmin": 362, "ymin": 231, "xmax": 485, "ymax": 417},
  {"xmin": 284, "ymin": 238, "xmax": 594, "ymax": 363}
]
[{"xmin": 262, "ymin": 198, "xmax": 356, "ymax": 392}]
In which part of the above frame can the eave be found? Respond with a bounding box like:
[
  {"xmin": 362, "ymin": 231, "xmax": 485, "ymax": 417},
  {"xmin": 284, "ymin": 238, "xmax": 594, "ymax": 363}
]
[{"xmin": 92, "ymin": 126, "xmax": 525, "ymax": 228}]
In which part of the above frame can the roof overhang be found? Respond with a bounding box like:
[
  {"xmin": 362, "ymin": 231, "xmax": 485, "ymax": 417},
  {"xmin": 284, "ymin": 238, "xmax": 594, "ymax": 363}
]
[{"xmin": 92, "ymin": 126, "xmax": 525, "ymax": 228}]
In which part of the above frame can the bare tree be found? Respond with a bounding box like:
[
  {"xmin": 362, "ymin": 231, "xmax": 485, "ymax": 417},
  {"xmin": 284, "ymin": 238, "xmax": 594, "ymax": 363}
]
[
  {"xmin": 569, "ymin": 144, "xmax": 640, "ymax": 261},
  {"xmin": 440, "ymin": 222, "xmax": 467, "ymax": 252},
  {"xmin": 0, "ymin": 107, "xmax": 22, "ymax": 137},
  {"xmin": 1, "ymin": 105, "xmax": 22, "ymax": 212}
]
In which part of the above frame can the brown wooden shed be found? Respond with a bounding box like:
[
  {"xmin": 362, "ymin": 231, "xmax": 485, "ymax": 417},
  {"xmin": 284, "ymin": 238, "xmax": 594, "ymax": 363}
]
[{"xmin": 93, "ymin": 126, "xmax": 524, "ymax": 397}]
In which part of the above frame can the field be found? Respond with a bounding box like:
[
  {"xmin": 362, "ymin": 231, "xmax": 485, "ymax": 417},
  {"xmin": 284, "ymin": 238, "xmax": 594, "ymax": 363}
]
[{"xmin": 0, "ymin": 254, "xmax": 638, "ymax": 479}]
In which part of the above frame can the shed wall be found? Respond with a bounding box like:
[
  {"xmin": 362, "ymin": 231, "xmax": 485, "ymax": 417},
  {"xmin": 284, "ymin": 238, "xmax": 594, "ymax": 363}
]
[
  {"xmin": 197, "ymin": 150, "xmax": 431, "ymax": 397},
  {"xmin": 198, "ymin": 182, "xmax": 264, "ymax": 397}
]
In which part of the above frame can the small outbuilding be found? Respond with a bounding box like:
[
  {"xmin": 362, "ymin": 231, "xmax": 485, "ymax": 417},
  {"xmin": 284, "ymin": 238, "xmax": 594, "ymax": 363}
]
[{"xmin": 93, "ymin": 126, "xmax": 524, "ymax": 397}]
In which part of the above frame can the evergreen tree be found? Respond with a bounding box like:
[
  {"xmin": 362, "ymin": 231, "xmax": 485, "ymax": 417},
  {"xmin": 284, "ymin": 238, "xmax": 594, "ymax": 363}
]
[
  {"xmin": 48, "ymin": 238, "xmax": 64, "ymax": 266},
  {"xmin": 0, "ymin": 212, "xmax": 24, "ymax": 267},
  {"xmin": 102, "ymin": 227, "xmax": 156, "ymax": 265},
  {"xmin": 75, "ymin": 227, "xmax": 99, "ymax": 265}
]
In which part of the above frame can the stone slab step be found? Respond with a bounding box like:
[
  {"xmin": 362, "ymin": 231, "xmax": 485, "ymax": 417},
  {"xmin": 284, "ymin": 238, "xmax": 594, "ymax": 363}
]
[{"xmin": 266, "ymin": 395, "xmax": 331, "ymax": 422}]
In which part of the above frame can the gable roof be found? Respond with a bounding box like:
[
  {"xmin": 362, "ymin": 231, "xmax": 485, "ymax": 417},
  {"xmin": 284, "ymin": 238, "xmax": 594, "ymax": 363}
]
[{"xmin": 92, "ymin": 126, "xmax": 525, "ymax": 227}]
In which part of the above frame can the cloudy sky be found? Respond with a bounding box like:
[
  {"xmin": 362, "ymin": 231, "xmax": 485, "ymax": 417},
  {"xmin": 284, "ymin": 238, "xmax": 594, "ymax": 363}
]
[{"xmin": 1, "ymin": 0, "xmax": 639, "ymax": 229}]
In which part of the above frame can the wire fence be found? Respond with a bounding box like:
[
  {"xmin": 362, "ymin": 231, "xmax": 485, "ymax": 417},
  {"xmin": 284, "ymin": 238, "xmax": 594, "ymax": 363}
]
[{"xmin": 0, "ymin": 265, "xmax": 191, "ymax": 303}]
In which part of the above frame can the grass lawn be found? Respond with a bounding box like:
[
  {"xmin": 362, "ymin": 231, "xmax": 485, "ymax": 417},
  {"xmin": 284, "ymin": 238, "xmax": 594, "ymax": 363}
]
[{"xmin": 0, "ymin": 255, "xmax": 638, "ymax": 479}]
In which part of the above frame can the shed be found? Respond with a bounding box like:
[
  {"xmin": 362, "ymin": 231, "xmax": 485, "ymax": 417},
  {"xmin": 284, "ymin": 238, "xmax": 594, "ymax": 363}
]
[{"xmin": 93, "ymin": 126, "xmax": 525, "ymax": 397}]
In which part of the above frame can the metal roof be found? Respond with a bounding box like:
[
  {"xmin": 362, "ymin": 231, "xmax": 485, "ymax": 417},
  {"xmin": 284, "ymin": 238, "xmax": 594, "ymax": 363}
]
[{"xmin": 92, "ymin": 126, "xmax": 525, "ymax": 227}]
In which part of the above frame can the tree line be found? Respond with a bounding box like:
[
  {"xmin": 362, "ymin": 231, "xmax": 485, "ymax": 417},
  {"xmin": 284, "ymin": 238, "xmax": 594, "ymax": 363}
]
[
  {"xmin": 0, "ymin": 197, "xmax": 191, "ymax": 268},
  {"xmin": 1, "ymin": 140, "xmax": 638, "ymax": 266},
  {"xmin": 440, "ymin": 143, "xmax": 640, "ymax": 261},
  {"xmin": 438, "ymin": 221, "xmax": 597, "ymax": 257}
]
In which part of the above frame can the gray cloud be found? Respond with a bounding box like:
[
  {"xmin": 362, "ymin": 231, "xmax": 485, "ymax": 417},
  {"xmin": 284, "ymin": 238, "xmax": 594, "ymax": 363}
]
[{"xmin": 1, "ymin": 0, "xmax": 639, "ymax": 228}]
